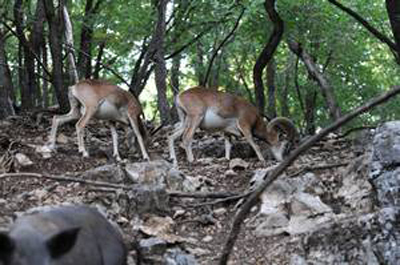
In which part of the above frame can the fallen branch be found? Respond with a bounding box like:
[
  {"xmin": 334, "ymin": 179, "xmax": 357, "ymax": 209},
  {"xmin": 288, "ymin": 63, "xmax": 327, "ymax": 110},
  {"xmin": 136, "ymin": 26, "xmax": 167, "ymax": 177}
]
[
  {"xmin": 287, "ymin": 162, "xmax": 349, "ymax": 178},
  {"xmin": 0, "ymin": 172, "xmax": 241, "ymax": 199},
  {"xmin": 168, "ymin": 191, "xmax": 240, "ymax": 199},
  {"xmin": 0, "ymin": 172, "xmax": 127, "ymax": 189},
  {"xmin": 184, "ymin": 191, "xmax": 252, "ymax": 208},
  {"xmin": 218, "ymin": 85, "xmax": 400, "ymax": 264}
]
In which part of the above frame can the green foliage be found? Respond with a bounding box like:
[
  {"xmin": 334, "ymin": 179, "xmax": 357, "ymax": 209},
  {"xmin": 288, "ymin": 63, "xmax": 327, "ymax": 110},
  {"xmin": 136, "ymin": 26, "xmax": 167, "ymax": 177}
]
[{"xmin": 2, "ymin": 0, "xmax": 399, "ymax": 130}]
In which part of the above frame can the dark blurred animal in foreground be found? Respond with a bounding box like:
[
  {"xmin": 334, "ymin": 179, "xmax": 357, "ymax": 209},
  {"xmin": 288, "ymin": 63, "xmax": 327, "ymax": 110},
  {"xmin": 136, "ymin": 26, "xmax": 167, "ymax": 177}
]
[{"xmin": 0, "ymin": 205, "xmax": 127, "ymax": 265}]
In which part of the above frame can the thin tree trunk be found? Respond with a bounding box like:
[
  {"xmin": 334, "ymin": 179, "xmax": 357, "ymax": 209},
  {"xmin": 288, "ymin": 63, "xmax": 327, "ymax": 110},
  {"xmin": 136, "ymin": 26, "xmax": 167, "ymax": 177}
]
[
  {"xmin": 386, "ymin": 0, "xmax": 400, "ymax": 55},
  {"xmin": 202, "ymin": 8, "xmax": 245, "ymax": 86},
  {"xmin": 0, "ymin": 29, "xmax": 15, "ymax": 118},
  {"xmin": 266, "ymin": 58, "xmax": 277, "ymax": 118},
  {"xmin": 14, "ymin": 0, "xmax": 36, "ymax": 111},
  {"xmin": 42, "ymin": 39, "xmax": 49, "ymax": 108},
  {"xmin": 288, "ymin": 40, "xmax": 342, "ymax": 121},
  {"xmin": 44, "ymin": 0, "xmax": 69, "ymax": 111},
  {"xmin": 77, "ymin": 0, "xmax": 103, "ymax": 78},
  {"xmin": 31, "ymin": 0, "xmax": 46, "ymax": 107},
  {"xmin": 253, "ymin": 0, "xmax": 284, "ymax": 114},
  {"xmin": 280, "ymin": 53, "xmax": 295, "ymax": 117},
  {"xmin": 93, "ymin": 40, "xmax": 106, "ymax": 79},
  {"xmin": 63, "ymin": 5, "xmax": 79, "ymax": 83},
  {"xmin": 170, "ymin": 53, "xmax": 181, "ymax": 123},
  {"xmin": 304, "ymin": 87, "xmax": 317, "ymax": 135},
  {"xmin": 154, "ymin": 0, "xmax": 170, "ymax": 123},
  {"xmin": 195, "ymin": 42, "xmax": 205, "ymax": 85}
]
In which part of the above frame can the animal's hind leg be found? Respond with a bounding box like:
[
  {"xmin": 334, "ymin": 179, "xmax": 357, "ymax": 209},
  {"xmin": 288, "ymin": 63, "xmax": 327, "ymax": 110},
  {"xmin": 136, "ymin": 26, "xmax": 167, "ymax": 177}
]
[
  {"xmin": 110, "ymin": 123, "xmax": 121, "ymax": 161},
  {"xmin": 181, "ymin": 114, "xmax": 203, "ymax": 163},
  {"xmin": 168, "ymin": 119, "xmax": 187, "ymax": 164},
  {"xmin": 75, "ymin": 107, "xmax": 97, "ymax": 157},
  {"xmin": 48, "ymin": 107, "xmax": 80, "ymax": 149}
]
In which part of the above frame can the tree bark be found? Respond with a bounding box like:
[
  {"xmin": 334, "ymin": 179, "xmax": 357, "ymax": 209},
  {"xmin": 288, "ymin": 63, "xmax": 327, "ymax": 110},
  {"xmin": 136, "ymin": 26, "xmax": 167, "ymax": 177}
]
[
  {"xmin": 93, "ymin": 40, "xmax": 106, "ymax": 79},
  {"xmin": 0, "ymin": 29, "xmax": 15, "ymax": 119},
  {"xmin": 14, "ymin": 0, "xmax": 36, "ymax": 111},
  {"xmin": 43, "ymin": 0, "xmax": 69, "ymax": 111},
  {"xmin": 304, "ymin": 87, "xmax": 317, "ymax": 135},
  {"xmin": 31, "ymin": 0, "xmax": 46, "ymax": 107},
  {"xmin": 280, "ymin": 52, "xmax": 295, "ymax": 117},
  {"xmin": 63, "ymin": 5, "xmax": 79, "ymax": 83},
  {"xmin": 154, "ymin": 0, "xmax": 170, "ymax": 123},
  {"xmin": 386, "ymin": 0, "xmax": 400, "ymax": 55},
  {"xmin": 266, "ymin": 58, "xmax": 277, "ymax": 118},
  {"xmin": 77, "ymin": 0, "xmax": 103, "ymax": 78},
  {"xmin": 288, "ymin": 40, "xmax": 342, "ymax": 122},
  {"xmin": 253, "ymin": 0, "xmax": 284, "ymax": 114}
]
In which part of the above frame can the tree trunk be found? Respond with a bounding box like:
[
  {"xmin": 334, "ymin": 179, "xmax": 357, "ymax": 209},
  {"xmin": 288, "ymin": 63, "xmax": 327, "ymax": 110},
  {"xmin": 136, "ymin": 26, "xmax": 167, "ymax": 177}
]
[
  {"xmin": 77, "ymin": 0, "xmax": 103, "ymax": 78},
  {"xmin": 280, "ymin": 53, "xmax": 295, "ymax": 117},
  {"xmin": 0, "ymin": 29, "xmax": 15, "ymax": 119},
  {"xmin": 42, "ymin": 38, "xmax": 49, "ymax": 108},
  {"xmin": 304, "ymin": 88, "xmax": 317, "ymax": 135},
  {"xmin": 253, "ymin": 0, "xmax": 284, "ymax": 115},
  {"xmin": 93, "ymin": 40, "xmax": 106, "ymax": 79},
  {"xmin": 154, "ymin": 0, "xmax": 170, "ymax": 123},
  {"xmin": 63, "ymin": 5, "xmax": 79, "ymax": 83},
  {"xmin": 14, "ymin": 0, "xmax": 36, "ymax": 111},
  {"xmin": 130, "ymin": 38, "xmax": 157, "ymax": 97},
  {"xmin": 44, "ymin": 0, "xmax": 69, "ymax": 111},
  {"xmin": 195, "ymin": 42, "xmax": 205, "ymax": 85},
  {"xmin": 266, "ymin": 58, "xmax": 277, "ymax": 118},
  {"xmin": 386, "ymin": 0, "xmax": 400, "ymax": 55},
  {"xmin": 31, "ymin": 0, "xmax": 46, "ymax": 107},
  {"xmin": 288, "ymin": 40, "xmax": 342, "ymax": 122},
  {"xmin": 170, "ymin": 53, "xmax": 181, "ymax": 122}
]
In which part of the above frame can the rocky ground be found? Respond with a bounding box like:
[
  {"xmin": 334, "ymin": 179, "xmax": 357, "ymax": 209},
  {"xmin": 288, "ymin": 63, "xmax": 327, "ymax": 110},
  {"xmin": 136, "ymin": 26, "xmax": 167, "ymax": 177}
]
[{"xmin": 0, "ymin": 112, "xmax": 398, "ymax": 264}]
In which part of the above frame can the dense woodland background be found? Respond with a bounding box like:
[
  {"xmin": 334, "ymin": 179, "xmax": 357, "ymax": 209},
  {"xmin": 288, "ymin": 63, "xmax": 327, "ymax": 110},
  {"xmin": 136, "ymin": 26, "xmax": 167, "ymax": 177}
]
[{"xmin": 1, "ymin": 0, "xmax": 400, "ymax": 133}]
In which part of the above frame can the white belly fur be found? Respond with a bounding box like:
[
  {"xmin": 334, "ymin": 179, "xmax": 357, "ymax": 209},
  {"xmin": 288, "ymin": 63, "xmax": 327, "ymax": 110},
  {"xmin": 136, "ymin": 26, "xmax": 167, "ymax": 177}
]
[
  {"xmin": 82, "ymin": 100, "xmax": 127, "ymax": 123},
  {"xmin": 201, "ymin": 109, "xmax": 237, "ymax": 131}
]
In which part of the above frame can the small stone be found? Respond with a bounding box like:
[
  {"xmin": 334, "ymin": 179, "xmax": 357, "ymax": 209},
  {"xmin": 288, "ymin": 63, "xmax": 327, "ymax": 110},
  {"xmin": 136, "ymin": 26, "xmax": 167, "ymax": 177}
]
[
  {"xmin": 15, "ymin": 153, "xmax": 33, "ymax": 166},
  {"xmin": 56, "ymin": 133, "xmax": 69, "ymax": 144},
  {"xmin": 213, "ymin": 208, "xmax": 227, "ymax": 216},
  {"xmin": 229, "ymin": 158, "xmax": 249, "ymax": 170},
  {"xmin": 224, "ymin": 169, "xmax": 238, "ymax": 177},
  {"xmin": 202, "ymin": 235, "xmax": 213, "ymax": 242}
]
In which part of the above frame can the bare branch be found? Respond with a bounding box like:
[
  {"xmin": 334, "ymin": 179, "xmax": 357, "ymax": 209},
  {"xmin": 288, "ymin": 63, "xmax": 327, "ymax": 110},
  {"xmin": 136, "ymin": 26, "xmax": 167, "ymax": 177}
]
[
  {"xmin": 202, "ymin": 8, "xmax": 246, "ymax": 86},
  {"xmin": 328, "ymin": 0, "xmax": 399, "ymax": 61}
]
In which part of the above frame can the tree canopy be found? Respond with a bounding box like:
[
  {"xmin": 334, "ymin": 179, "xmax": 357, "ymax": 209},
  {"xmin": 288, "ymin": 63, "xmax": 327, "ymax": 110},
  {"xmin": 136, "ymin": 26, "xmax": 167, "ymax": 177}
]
[{"xmin": 1, "ymin": 0, "xmax": 399, "ymax": 132}]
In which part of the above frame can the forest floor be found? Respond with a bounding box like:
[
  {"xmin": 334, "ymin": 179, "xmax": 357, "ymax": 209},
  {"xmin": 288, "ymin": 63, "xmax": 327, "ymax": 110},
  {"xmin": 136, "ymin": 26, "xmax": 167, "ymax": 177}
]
[{"xmin": 0, "ymin": 112, "xmax": 356, "ymax": 264}]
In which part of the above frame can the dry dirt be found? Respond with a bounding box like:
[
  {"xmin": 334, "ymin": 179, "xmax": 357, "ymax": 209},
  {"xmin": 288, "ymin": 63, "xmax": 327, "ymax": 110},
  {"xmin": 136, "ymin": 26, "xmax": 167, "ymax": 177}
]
[{"xmin": 0, "ymin": 112, "xmax": 355, "ymax": 264}]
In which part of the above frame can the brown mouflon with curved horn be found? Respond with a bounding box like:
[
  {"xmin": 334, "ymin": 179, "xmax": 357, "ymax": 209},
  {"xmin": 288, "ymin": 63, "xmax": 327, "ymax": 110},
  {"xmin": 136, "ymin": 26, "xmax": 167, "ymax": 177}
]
[
  {"xmin": 48, "ymin": 79, "xmax": 149, "ymax": 161},
  {"xmin": 169, "ymin": 86, "xmax": 298, "ymax": 164}
]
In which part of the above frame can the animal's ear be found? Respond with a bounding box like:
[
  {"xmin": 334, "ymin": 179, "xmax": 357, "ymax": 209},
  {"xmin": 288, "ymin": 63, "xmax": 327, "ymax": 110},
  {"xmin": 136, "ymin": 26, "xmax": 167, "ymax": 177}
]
[
  {"xmin": 0, "ymin": 232, "xmax": 14, "ymax": 261},
  {"xmin": 47, "ymin": 227, "xmax": 80, "ymax": 259}
]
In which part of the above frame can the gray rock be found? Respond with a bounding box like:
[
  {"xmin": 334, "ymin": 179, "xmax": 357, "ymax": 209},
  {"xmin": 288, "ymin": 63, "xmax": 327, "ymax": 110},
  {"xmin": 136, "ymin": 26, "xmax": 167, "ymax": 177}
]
[
  {"xmin": 164, "ymin": 248, "xmax": 198, "ymax": 265},
  {"xmin": 139, "ymin": 237, "xmax": 168, "ymax": 257},
  {"xmin": 369, "ymin": 121, "xmax": 400, "ymax": 207}
]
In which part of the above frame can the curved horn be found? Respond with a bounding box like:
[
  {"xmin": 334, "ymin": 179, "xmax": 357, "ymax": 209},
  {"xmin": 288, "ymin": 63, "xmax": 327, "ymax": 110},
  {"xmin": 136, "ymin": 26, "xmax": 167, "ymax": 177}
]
[{"xmin": 267, "ymin": 117, "xmax": 299, "ymax": 143}]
